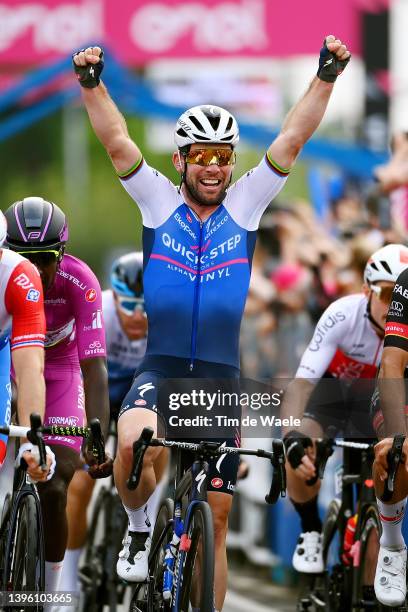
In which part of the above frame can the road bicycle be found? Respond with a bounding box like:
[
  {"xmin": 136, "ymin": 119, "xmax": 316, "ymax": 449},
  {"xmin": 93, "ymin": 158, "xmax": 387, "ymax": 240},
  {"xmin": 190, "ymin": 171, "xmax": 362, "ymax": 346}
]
[
  {"xmin": 297, "ymin": 437, "xmax": 384, "ymax": 612},
  {"xmin": 127, "ymin": 428, "xmax": 287, "ymax": 612},
  {"xmin": 0, "ymin": 414, "xmax": 104, "ymax": 612}
]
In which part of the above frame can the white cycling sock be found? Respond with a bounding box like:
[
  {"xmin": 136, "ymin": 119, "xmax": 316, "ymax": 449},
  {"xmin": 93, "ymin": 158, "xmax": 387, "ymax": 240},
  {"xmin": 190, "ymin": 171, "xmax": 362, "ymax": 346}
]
[
  {"xmin": 148, "ymin": 479, "xmax": 166, "ymax": 525},
  {"xmin": 43, "ymin": 560, "xmax": 63, "ymax": 612},
  {"xmin": 58, "ymin": 547, "xmax": 82, "ymax": 593},
  {"xmin": 124, "ymin": 502, "xmax": 151, "ymax": 532},
  {"xmin": 377, "ymin": 497, "xmax": 406, "ymax": 550}
]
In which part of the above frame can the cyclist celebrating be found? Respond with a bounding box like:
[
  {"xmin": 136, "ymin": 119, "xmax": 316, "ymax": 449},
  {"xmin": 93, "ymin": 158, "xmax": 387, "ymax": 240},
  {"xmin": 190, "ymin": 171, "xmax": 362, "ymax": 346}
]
[
  {"xmin": 0, "ymin": 210, "xmax": 51, "ymax": 482},
  {"xmin": 372, "ymin": 262, "xmax": 408, "ymax": 607},
  {"xmin": 73, "ymin": 35, "xmax": 351, "ymax": 609},
  {"xmin": 4, "ymin": 197, "xmax": 110, "ymax": 600},
  {"xmin": 281, "ymin": 244, "xmax": 408, "ymax": 574}
]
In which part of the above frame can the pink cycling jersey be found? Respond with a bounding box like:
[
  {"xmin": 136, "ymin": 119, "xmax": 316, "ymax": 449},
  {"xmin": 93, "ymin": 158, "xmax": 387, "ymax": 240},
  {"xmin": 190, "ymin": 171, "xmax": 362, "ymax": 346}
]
[{"xmin": 43, "ymin": 254, "xmax": 106, "ymax": 452}]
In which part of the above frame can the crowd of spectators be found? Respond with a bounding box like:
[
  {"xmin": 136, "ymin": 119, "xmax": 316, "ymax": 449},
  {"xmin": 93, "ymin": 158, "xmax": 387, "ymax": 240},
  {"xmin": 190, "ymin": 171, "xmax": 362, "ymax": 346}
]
[{"xmin": 241, "ymin": 133, "xmax": 408, "ymax": 379}]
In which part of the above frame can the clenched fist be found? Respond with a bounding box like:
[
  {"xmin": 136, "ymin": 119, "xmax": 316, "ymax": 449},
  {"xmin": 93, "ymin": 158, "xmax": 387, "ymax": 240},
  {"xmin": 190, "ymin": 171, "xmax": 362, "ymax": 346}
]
[{"xmin": 72, "ymin": 46, "xmax": 104, "ymax": 88}]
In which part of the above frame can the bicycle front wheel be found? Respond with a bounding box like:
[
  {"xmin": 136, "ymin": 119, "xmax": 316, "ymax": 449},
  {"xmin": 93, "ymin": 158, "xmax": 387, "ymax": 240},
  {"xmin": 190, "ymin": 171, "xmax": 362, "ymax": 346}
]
[
  {"xmin": 5, "ymin": 494, "xmax": 41, "ymax": 597},
  {"xmin": 353, "ymin": 504, "xmax": 383, "ymax": 612},
  {"xmin": 177, "ymin": 501, "xmax": 214, "ymax": 612}
]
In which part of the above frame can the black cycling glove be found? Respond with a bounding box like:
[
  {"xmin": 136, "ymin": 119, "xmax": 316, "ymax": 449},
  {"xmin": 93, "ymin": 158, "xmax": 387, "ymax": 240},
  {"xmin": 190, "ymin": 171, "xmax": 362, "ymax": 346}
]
[
  {"xmin": 284, "ymin": 430, "xmax": 313, "ymax": 470},
  {"xmin": 317, "ymin": 39, "xmax": 350, "ymax": 83},
  {"xmin": 73, "ymin": 49, "xmax": 104, "ymax": 88}
]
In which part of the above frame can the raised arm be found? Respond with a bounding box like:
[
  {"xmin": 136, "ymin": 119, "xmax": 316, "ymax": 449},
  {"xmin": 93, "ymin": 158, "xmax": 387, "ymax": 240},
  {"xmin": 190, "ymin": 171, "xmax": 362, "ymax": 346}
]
[
  {"xmin": 73, "ymin": 47, "xmax": 141, "ymax": 174},
  {"xmin": 269, "ymin": 35, "xmax": 351, "ymax": 170}
]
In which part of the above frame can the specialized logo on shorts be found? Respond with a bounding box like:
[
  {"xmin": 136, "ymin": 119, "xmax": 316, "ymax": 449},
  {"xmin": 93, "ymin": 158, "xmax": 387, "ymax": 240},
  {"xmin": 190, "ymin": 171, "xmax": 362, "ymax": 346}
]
[
  {"xmin": 134, "ymin": 399, "xmax": 147, "ymax": 406},
  {"xmin": 26, "ymin": 288, "xmax": 40, "ymax": 302},
  {"xmin": 138, "ymin": 382, "xmax": 155, "ymax": 397},
  {"xmin": 195, "ymin": 470, "xmax": 206, "ymax": 493},
  {"xmin": 211, "ymin": 477, "xmax": 223, "ymax": 489},
  {"xmin": 85, "ymin": 288, "xmax": 97, "ymax": 302},
  {"xmin": 92, "ymin": 310, "xmax": 103, "ymax": 329}
]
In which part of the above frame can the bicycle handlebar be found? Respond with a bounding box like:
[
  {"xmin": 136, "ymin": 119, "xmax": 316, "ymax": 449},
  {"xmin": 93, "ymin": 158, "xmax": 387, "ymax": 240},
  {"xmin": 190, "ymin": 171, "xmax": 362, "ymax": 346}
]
[
  {"xmin": 127, "ymin": 427, "xmax": 154, "ymax": 490},
  {"xmin": 126, "ymin": 428, "xmax": 286, "ymax": 503},
  {"xmin": 26, "ymin": 413, "xmax": 47, "ymax": 471},
  {"xmin": 306, "ymin": 436, "xmax": 372, "ymax": 486},
  {"xmin": 0, "ymin": 416, "xmax": 106, "ymax": 466},
  {"xmin": 381, "ymin": 434, "xmax": 405, "ymax": 502}
]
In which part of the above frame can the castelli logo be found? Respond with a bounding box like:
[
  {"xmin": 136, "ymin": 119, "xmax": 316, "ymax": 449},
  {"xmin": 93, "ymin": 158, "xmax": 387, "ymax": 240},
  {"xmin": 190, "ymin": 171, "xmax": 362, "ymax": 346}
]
[
  {"xmin": 85, "ymin": 288, "xmax": 97, "ymax": 302},
  {"xmin": 186, "ymin": 213, "xmax": 192, "ymax": 223},
  {"xmin": 211, "ymin": 477, "xmax": 223, "ymax": 489}
]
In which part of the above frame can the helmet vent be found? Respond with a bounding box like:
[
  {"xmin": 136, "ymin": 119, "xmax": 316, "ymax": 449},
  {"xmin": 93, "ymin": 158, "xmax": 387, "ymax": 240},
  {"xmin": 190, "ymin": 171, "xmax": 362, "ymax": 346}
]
[
  {"xmin": 176, "ymin": 127, "xmax": 188, "ymax": 138},
  {"xmin": 370, "ymin": 262, "xmax": 379, "ymax": 271},
  {"xmin": 190, "ymin": 115, "xmax": 206, "ymax": 132},
  {"xmin": 380, "ymin": 260, "xmax": 392, "ymax": 274},
  {"xmin": 226, "ymin": 116, "xmax": 233, "ymax": 132},
  {"xmin": 193, "ymin": 133, "xmax": 211, "ymax": 141},
  {"xmin": 207, "ymin": 114, "xmax": 221, "ymax": 132}
]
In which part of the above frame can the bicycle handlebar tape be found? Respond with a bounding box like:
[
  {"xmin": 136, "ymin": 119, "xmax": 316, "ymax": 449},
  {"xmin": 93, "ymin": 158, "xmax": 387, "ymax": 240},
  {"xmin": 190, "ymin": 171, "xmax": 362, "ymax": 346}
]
[
  {"xmin": 265, "ymin": 440, "xmax": 286, "ymax": 504},
  {"xmin": 127, "ymin": 427, "xmax": 154, "ymax": 491},
  {"xmin": 89, "ymin": 419, "xmax": 106, "ymax": 464},
  {"xmin": 73, "ymin": 49, "xmax": 104, "ymax": 88},
  {"xmin": 316, "ymin": 39, "xmax": 350, "ymax": 83}
]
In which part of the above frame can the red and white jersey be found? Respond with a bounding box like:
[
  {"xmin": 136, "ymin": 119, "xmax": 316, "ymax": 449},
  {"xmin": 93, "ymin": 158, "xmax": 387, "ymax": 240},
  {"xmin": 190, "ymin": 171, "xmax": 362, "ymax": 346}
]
[
  {"xmin": 0, "ymin": 249, "xmax": 45, "ymax": 351},
  {"xmin": 296, "ymin": 293, "xmax": 383, "ymax": 382}
]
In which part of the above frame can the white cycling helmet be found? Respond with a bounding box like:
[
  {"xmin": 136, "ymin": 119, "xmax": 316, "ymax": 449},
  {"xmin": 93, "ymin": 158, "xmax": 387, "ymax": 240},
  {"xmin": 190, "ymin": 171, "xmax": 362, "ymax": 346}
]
[
  {"xmin": 174, "ymin": 105, "xmax": 239, "ymax": 149},
  {"xmin": 364, "ymin": 243, "xmax": 408, "ymax": 285},
  {"xmin": 0, "ymin": 211, "xmax": 6, "ymax": 247}
]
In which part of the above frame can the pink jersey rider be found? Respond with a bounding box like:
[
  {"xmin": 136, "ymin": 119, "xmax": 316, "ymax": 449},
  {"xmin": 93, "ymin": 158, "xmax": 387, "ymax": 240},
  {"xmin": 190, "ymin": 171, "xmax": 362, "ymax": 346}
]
[{"xmin": 43, "ymin": 254, "xmax": 106, "ymax": 452}]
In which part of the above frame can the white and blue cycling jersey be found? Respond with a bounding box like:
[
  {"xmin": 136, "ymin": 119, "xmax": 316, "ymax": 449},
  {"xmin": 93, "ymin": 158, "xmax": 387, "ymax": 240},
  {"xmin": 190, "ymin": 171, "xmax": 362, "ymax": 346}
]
[
  {"xmin": 102, "ymin": 289, "xmax": 147, "ymax": 405},
  {"xmin": 119, "ymin": 154, "xmax": 288, "ymax": 369}
]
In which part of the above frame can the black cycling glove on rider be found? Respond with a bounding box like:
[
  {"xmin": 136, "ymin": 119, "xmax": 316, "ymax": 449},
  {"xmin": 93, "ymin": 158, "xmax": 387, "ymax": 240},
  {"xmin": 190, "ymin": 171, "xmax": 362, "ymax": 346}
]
[
  {"xmin": 284, "ymin": 430, "xmax": 313, "ymax": 470},
  {"xmin": 317, "ymin": 38, "xmax": 350, "ymax": 83},
  {"xmin": 73, "ymin": 49, "xmax": 104, "ymax": 88}
]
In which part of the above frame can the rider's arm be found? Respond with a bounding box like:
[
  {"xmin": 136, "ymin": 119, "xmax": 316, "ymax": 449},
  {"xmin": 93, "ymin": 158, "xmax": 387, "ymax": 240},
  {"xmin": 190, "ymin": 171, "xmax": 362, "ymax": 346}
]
[
  {"xmin": 268, "ymin": 36, "xmax": 350, "ymax": 171},
  {"xmin": 377, "ymin": 268, "xmax": 408, "ymax": 436},
  {"xmin": 5, "ymin": 260, "xmax": 46, "ymax": 426},
  {"xmin": 68, "ymin": 260, "xmax": 109, "ymax": 436},
  {"xmin": 80, "ymin": 74, "xmax": 140, "ymax": 175},
  {"xmin": 12, "ymin": 347, "xmax": 45, "ymax": 427},
  {"xmin": 281, "ymin": 296, "xmax": 347, "ymax": 436},
  {"xmin": 80, "ymin": 357, "xmax": 109, "ymax": 437}
]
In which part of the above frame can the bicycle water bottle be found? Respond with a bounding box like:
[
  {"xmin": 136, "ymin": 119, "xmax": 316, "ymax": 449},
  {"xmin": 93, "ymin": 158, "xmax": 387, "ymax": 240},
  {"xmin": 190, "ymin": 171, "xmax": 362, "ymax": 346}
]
[
  {"xmin": 342, "ymin": 514, "xmax": 357, "ymax": 565},
  {"xmin": 163, "ymin": 533, "xmax": 180, "ymax": 601}
]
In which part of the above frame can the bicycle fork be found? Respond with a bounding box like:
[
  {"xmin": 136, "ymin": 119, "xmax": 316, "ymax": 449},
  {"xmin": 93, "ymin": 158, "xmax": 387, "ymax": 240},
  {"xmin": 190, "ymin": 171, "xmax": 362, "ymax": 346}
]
[{"xmin": 163, "ymin": 504, "xmax": 184, "ymax": 602}]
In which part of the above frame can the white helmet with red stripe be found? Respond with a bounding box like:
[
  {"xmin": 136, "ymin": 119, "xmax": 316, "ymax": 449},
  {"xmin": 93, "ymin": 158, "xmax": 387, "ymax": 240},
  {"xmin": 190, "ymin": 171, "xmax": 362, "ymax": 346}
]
[
  {"xmin": 0, "ymin": 211, "xmax": 6, "ymax": 247},
  {"xmin": 364, "ymin": 243, "xmax": 408, "ymax": 284}
]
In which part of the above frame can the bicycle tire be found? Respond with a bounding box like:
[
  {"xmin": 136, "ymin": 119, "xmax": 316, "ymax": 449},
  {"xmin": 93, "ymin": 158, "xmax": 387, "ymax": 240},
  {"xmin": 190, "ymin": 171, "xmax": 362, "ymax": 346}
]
[
  {"xmin": 297, "ymin": 498, "xmax": 344, "ymax": 611},
  {"xmin": 353, "ymin": 504, "xmax": 384, "ymax": 612},
  {"xmin": 79, "ymin": 486, "xmax": 111, "ymax": 612},
  {"xmin": 177, "ymin": 501, "xmax": 214, "ymax": 612},
  {"xmin": 129, "ymin": 498, "xmax": 174, "ymax": 612},
  {"xmin": 0, "ymin": 492, "xmax": 11, "ymax": 587},
  {"xmin": 5, "ymin": 494, "xmax": 40, "ymax": 610},
  {"xmin": 322, "ymin": 498, "xmax": 352, "ymax": 612}
]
